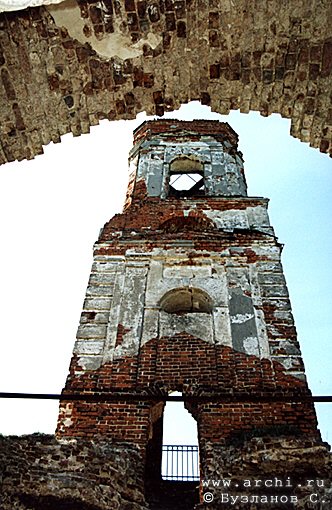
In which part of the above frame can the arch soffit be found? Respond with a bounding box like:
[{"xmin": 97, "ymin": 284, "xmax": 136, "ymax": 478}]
[
  {"xmin": 166, "ymin": 150, "xmax": 212, "ymax": 167},
  {"xmin": 159, "ymin": 287, "xmax": 214, "ymax": 313},
  {"xmin": 169, "ymin": 156, "xmax": 204, "ymax": 174},
  {"xmin": 0, "ymin": 2, "xmax": 331, "ymax": 165}
]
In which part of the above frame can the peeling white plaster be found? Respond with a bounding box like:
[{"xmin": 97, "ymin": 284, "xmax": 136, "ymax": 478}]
[
  {"xmin": 47, "ymin": 0, "xmax": 161, "ymax": 60},
  {"xmin": 77, "ymin": 355, "xmax": 103, "ymax": 371},
  {"xmin": 213, "ymin": 307, "xmax": 233, "ymax": 347},
  {"xmin": 113, "ymin": 338, "xmax": 139, "ymax": 360},
  {"xmin": 62, "ymin": 402, "xmax": 74, "ymax": 428},
  {"xmin": 203, "ymin": 208, "xmax": 252, "ymax": 231},
  {"xmin": 63, "ymin": 416, "xmax": 73, "ymax": 427},
  {"xmin": 253, "ymin": 307, "xmax": 270, "ymax": 359},
  {"xmin": 226, "ymin": 267, "xmax": 251, "ymax": 293},
  {"xmin": 163, "ymin": 265, "xmax": 211, "ymax": 279},
  {"xmin": 74, "ymin": 340, "xmax": 104, "ymax": 355},
  {"xmin": 243, "ymin": 336, "xmax": 259, "ymax": 356},
  {"xmin": 165, "ymin": 143, "xmax": 211, "ymax": 164},
  {"xmin": 61, "ymin": 419, "xmax": 73, "ymax": 429},
  {"xmin": 0, "ymin": 0, "xmax": 65, "ymax": 12},
  {"xmin": 159, "ymin": 311, "xmax": 213, "ymax": 343},
  {"xmin": 70, "ymin": 232, "xmax": 278, "ymax": 370},
  {"xmin": 247, "ymin": 205, "xmax": 270, "ymax": 227},
  {"xmin": 274, "ymin": 356, "xmax": 298, "ymax": 370},
  {"xmin": 230, "ymin": 312, "xmax": 254, "ymax": 324},
  {"xmin": 141, "ymin": 308, "xmax": 159, "ymax": 345},
  {"xmin": 145, "ymin": 268, "xmax": 227, "ymax": 309}
]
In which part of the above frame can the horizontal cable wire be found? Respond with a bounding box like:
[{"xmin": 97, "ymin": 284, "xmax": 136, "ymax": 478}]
[{"xmin": 0, "ymin": 392, "xmax": 331, "ymax": 402}]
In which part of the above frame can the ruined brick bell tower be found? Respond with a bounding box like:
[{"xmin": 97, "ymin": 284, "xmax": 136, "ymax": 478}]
[{"xmin": 57, "ymin": 120, "xmax": 327, "ymax": 508}]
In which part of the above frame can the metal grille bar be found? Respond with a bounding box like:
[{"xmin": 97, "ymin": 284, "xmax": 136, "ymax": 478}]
[{"xmin": 162, "ymin": 445, "xmax": 199, "ymax": 481}]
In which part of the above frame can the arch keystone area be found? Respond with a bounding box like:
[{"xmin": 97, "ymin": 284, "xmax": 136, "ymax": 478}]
[{"xmin": 0, "ymin": 0, "xmax": 331, "ymax": 165}]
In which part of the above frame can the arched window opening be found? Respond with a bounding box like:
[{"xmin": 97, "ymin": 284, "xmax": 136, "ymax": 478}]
[
  {"xmin": 162, "ymin": 392, "xmax": 199, "ymax": 482},
  {"xmin": 160, "ymin": 288, "xmax": 213, "ymax": 314},
  {"xmin": 169, "ymin": 157, "xmax": 205, "ymax": 197}
]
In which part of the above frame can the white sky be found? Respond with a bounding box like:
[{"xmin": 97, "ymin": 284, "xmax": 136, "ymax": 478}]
[{"xmin": 0, "ymin": 102, "xmax": 331, "ymax": 446}]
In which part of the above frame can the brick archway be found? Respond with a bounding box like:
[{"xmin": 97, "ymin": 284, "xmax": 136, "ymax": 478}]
[{"xmin": 0, "ymin": 0, "xmax": 331, "ymax": 165}]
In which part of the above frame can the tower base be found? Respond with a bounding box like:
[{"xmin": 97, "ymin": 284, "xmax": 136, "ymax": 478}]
[{"xmin": 1, "ymin": 434, "xmax": 331, "ymax": 509}]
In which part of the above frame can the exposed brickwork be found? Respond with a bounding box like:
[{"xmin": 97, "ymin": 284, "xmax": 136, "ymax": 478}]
[
  {"xmin": 57, "ymin": 120, "xmax": 332, "ymax": 507},
  {"xmin": 2, "ymin": 120, "xmax": 331, "ymax": 509},
  {"xmin": 1, "ymin": 434, "xmax": 330, "ymax": 509},
  {"xmin": 98, "ymin": 198, "xmax": 271, "ymax": 243},
  {"xmin": 132, "ymin": 119, "xmax": 239, "ymax": 146},
  {"xmin": 197, "ymin": 436, "xmax": 332, "ymax": 509},
  {"xmin": 0, "ymin": 2, "xmax": 332, "ymax": 165},
  {"xmin": 0, "ymin": 434, "xmax": 148, "ymax": 510},
  {"xmin": 57, "ymin": 122, "xmax": 321, "ymax": 445},
  {"xmin": 57, "ymin": 338, "xmax": 319, "ymax": 443}
]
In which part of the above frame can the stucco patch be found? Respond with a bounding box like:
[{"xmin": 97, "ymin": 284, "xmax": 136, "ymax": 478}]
[
  {"xmin": 47, "ymin": 0, "xmax": 161, "ymax": 60},
  {"xmin": 0, "ymin": 0, "xmax": 65, "ymax": 12}
]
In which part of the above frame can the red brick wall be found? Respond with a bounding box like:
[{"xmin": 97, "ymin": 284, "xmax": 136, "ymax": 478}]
[
  {"xmin": 56, "ymin": 122, "xmax": 321, "ymax": 473},
  {"xmin": 98, "ymin": 195, "xmax": 269, "ymax": 243},
  {"xmin": 132, "ymin": 120, "xmax": 239, "ymax": 146},
  {"xmin": 57, "ymin": 336, "xmax": 319, "ymax": 443}
]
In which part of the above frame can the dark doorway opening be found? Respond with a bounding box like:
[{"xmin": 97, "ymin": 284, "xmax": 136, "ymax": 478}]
[{"xmin": 145, "ymin": 393, "xmax": 200, "ymax": 509}]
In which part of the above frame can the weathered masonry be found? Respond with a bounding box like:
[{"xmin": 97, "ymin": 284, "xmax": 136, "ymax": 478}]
[
  {"xmin": 54, "ymin": 120, "xmax": 331, "ymax": 508},
  {"xmin": 0, "ymin": 121, "xmax": 331, "ymax": 510},
  {"xmin": 0, "ymin": 0, "xmax": 332, "ymax": 165}
]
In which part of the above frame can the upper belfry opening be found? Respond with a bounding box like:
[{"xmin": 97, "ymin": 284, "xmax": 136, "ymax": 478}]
[{"xmin": 128, "ymin": 119, "xmax": 247, "ymax": 201}]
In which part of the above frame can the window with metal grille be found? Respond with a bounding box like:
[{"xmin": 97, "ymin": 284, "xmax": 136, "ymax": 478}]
[
  {"xmin": 162, "ymin": 445, "xmax": 199, "ymax": 481},
  {"xmin": 168, "ymin": 157, "xmax": 205, "ymax": 197}
]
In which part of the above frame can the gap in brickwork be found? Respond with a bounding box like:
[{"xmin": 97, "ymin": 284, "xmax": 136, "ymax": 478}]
[
  {"xmin": 162, "ymin": 392, "xmax": 199, "ymax": 481},
  {"xmin": 169, "ymin": 172, "xmax": 204, "ymax": 193}
]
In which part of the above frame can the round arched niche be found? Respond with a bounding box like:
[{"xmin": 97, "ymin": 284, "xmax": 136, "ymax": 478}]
[{"xmin": 159, "ymin": 287, "xmax": 213, "ymax": 314}]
